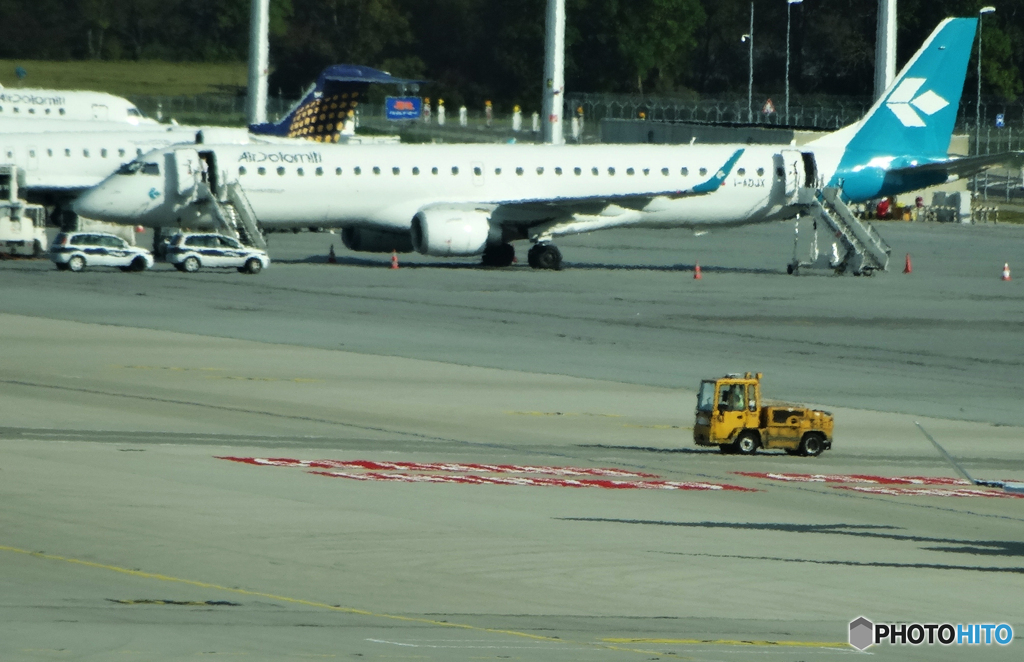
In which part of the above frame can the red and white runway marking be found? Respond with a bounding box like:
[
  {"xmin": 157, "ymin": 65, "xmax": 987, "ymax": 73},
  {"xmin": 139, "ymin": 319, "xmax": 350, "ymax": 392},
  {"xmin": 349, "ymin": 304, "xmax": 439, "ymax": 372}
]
[
  {"xmin": 734, "ymin": 472, "xmax": 971, "ymax": 486},
  {"xmin": 217, "ymin": 457, "xmax": 756, "ymax": 492},
  {"xmin": 219, "ymin": 457, "xmax": 659, "ymax": 477},
  {"xmin": 734, "ymin": 472, "xmax": 1024, "ymax": 498},
  {"xmin": 834, "ymin": 486, "xmax": 1024, "ymax": 499},
  {"xmin": 309, "ymin": 470, "xmax": 756, "ymax": 491}
]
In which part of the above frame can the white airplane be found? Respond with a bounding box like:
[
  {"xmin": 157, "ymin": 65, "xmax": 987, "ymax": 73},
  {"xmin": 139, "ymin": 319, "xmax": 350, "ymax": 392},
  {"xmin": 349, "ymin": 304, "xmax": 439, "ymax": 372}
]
[
  {"xmin": 75, "ymin": 18, "xmax": 1021, "ymax": 270},
  {"xmin": 2, "ymin": 65, "xmax": 411, "ymax": 202},
  {"xmin": 0, "ymin": 88, "xmax": 157, "ymax": 130}
]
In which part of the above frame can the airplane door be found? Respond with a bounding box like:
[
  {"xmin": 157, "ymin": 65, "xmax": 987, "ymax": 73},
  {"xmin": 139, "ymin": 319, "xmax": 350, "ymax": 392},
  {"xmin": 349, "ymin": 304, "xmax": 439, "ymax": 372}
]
[
  {"xmin": 801, "ymin": 152, "xmax": 819, "ymax": 189},
  {"xmin": 780, "ymin": 150, "xmax": 805, "ymax": 199},
  {"xmin": 92, "ymin": 104, "xmax": 109, "ymax": 120},
  {"xmin": 171, "ymin": 149, "xmax": 201, "ymax": 199},
  {"xmin": 471, "ymin": 161, "xmax": 485, "ymax": 187},
  {"xmin": 197, "ymin": 151, "xmax": 218, "ymax": 196}
]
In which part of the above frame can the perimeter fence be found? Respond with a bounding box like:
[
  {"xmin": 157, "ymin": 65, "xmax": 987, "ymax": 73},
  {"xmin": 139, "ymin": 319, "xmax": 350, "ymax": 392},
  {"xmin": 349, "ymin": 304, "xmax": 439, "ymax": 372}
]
[{"xmin": 126, "ymin": 92, "xmax": 1024, "ymax": 149}]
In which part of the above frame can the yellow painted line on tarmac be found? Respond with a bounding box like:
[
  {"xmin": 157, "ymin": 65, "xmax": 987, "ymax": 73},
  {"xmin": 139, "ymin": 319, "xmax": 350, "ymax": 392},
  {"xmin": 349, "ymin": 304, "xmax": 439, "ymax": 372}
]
[
  {"xmin": 505, "ymin": 411, "xmax": 624, "ymax": 418},
  {"xmin": 0, "ymin": 544, "xmax": 691, "ymax": 659},
  {"xmin": 113, "ymin": 365, "xmax": 322, "ymax": 383},
  {"xmin": 114, "ymin": 365, "xmax": 224, "ymax": 372},
  {"xmin": 603, "ymin": 637, "xmax": 849, "ymax": 649}
]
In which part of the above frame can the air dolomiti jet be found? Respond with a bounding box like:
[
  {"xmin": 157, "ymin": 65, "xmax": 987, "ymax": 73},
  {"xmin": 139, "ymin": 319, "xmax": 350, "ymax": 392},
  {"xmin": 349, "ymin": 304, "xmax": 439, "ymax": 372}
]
[
  {"xmin": 4, "ymin": 65, "xmax": 406, "ymax": 208},
  {"xmin": 0, "ymin": 88, "xmax": 157, "ymax": 131},
  {"xmin": 76, "ymin": 18, "xmax": 1015, "ymax": 270}
]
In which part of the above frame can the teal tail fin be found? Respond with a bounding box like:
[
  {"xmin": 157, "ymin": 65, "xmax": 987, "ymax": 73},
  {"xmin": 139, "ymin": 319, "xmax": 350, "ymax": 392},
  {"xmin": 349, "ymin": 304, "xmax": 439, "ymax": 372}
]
[{"xmin": 843, "ymin": 17, "xmax": 978, "ymax": 160}]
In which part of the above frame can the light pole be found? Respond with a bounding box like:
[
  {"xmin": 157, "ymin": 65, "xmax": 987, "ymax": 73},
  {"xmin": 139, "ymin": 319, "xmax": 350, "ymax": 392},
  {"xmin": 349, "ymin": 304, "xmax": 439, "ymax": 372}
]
[
  {"xmin": 786, "ymin": 0, "xmax": 802, "ymax": 125},
  {"xmin": 542, "ymin": 0, "xmax": 566, "ymax": 145},
  {"xmin": 976, "ymin": 6, "xmax": 995, "ymax": 157},
  {"xmin": 741, "ymin": 3, "xmax": 753, "ymax": 123},
  {"xmin": 246, "ymin": 0, "xmax": 270, "ymax": 125}
]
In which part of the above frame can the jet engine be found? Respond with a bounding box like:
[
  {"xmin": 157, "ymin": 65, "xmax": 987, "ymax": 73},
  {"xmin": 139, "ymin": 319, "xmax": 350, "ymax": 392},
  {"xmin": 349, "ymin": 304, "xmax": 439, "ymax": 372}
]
[
  {"xmin": 341, "ymin": 227, "xmax": 413, "ymax": 253},
  {"xmin": 410, "ymin": 207, "xmax": 493, "ymax": 257}
]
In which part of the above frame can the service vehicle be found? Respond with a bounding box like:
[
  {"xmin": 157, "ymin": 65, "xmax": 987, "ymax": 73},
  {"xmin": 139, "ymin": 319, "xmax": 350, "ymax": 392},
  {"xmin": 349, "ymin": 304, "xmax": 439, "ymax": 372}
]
[
  {"xmin": 166, "ymin": 232, "xmax": 269, "ymax": 274},
  {"xmin": 50, "ymin": 231, "xmax": 153, "ymax": 272},
  {"xmin": 0, "ymin": 164, "xmax": 47, "ymax": 257},
  {"xmin": 693, "ymin": 373, "xmax": 833, "ymax": 456}
]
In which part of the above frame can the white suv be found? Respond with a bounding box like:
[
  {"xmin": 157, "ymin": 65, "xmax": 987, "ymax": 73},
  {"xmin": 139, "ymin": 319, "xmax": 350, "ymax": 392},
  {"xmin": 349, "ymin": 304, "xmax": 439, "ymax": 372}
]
[
  {"xmin": 50, "ymin": 232, "xmax": 154, "ymax": 272},
  {"xmin": 166, "ymin": 233, "xmax": 270, "ymax": 274}
]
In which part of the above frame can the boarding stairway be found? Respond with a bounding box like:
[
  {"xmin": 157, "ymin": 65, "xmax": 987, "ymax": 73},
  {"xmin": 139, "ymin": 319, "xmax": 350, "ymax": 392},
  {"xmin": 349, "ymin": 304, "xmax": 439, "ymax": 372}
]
[
  {"xmin": 203, "ymin": 182, "xmax": 267, "ymax": 250},
  {"xmin": 793, "ymin": 186, "xmax": 891, "ymax": 275}
]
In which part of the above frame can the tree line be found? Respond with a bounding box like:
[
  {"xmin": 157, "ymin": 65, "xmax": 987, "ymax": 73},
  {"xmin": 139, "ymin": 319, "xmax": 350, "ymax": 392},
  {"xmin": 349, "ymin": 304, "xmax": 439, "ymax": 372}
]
[{"xmin": 0, "ymin": 0, "xmax": 1020, "ymax": 110}]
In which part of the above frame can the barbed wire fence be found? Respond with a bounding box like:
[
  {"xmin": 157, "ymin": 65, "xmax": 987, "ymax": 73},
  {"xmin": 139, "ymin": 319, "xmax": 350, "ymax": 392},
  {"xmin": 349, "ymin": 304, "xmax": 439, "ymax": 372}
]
[
  {"xmin": 127, "ymin": 92, "xmax": 1024, "ymax": 145},
  {"xmin": 127, "ymin": 92, "xmax": 1023, "ymax": 207}
]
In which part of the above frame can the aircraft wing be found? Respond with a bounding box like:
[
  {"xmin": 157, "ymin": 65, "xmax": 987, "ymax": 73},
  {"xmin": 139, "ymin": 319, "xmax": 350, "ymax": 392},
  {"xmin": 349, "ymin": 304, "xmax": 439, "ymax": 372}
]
[
  {"xmin": 493, "ymin": 149, "xmax": 744, "ymax": 216},
  {"xmin": 889, "ymin": 151, "xmax": 1024, "ymax": 181}
]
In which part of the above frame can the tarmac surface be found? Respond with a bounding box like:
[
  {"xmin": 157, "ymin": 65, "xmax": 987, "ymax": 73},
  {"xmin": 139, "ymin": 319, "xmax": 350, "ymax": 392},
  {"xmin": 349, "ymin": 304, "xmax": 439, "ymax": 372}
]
[{"xmin": 1, "ymin": 220, "xmax": 1023, "ymax": 660}]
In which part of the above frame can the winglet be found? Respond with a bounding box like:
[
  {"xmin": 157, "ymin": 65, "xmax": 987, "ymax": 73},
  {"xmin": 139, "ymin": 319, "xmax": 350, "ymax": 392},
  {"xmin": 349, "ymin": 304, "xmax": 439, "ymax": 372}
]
[{"xmin": 691, "ymin": 149, "xmax": 745, "ymax": 194}]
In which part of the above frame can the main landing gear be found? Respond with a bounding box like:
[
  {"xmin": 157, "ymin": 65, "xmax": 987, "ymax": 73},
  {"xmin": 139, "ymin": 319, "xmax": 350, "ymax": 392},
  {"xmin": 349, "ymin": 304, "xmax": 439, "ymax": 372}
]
[
  {"xmin": 527, "ymin": 243, "xmax": 562, "ymax": 271},
  {"xmin": 481, "ymin": 243, "xmax": 516, "ymax": 267}
]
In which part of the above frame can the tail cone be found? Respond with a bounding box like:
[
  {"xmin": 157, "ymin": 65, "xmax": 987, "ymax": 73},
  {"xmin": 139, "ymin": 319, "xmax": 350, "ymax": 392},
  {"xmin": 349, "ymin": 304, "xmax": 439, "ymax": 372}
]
[
  {"xmin": 391, "ymin": 250, "xmax": 399, "ymax": 270},
  {"xmin": 694, "ymin": 263, "xmax": 702, "ymax": 280},
  {"xmin": 1002, "ymin": 263, "xmax": 1011, "ymax": 281},
  {"xmin": 903, "ymin": 253, "xmax": 912, "ymax": 274}
]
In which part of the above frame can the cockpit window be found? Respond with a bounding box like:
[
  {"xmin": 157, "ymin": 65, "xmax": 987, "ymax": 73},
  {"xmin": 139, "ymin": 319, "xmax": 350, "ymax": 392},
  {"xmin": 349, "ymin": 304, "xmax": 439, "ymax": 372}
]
[
  {"xmin": 142, "ymin": 163, "xmax": 160, "ymax": 175},
  {"xmin": 117, "ymin": 162, "xmax": 144, "ymax": 175},
  {"xmin": 127, "ymin": 108, "xmax": 142, "ymax": 117}
]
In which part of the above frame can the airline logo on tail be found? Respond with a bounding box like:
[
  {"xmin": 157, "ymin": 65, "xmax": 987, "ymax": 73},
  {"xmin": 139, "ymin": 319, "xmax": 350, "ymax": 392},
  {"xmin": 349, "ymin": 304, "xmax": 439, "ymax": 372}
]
[{"xmin": 885, "ymin": 78, "xmax": 950, "ymax": 128}]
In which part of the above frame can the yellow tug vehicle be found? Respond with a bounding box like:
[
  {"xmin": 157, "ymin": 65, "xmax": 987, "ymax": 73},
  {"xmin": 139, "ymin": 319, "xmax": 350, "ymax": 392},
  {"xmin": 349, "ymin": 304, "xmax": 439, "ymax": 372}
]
[{"xmin": 693, "ymin": 373, "xmax": 833, "ymax": 456}]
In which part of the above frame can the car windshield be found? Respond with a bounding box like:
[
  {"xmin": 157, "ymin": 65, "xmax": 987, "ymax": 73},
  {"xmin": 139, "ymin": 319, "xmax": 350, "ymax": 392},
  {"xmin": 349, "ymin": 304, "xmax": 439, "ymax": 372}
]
[{"xmin": 697, "ymin": 381, "xmax": 716, "ymax": 413}]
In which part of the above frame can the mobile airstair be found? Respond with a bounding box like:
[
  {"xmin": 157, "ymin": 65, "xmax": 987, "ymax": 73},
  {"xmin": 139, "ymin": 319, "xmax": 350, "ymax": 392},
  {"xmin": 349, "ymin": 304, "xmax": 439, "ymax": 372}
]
[
  {"xmin": 789, "ymin": 187, "xmax": 891, "ymax": 275},
  {"xmin": 202, "ymin": 182, "xmax": 267, "ymax": 250}
]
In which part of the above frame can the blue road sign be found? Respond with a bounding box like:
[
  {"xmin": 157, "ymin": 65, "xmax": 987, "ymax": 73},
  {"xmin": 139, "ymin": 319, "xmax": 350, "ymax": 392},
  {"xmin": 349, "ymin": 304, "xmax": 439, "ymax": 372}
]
[
  {"xmin": 995, "ymin": 113, "xmax": 1005, "ymax": 128},
  {"xmin": 386, "ymin": 97, "xmax": 422, "ymax": 121}
]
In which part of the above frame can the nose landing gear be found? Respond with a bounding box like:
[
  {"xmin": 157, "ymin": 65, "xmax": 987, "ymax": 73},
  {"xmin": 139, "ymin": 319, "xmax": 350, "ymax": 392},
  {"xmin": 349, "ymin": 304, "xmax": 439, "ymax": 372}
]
[{"xmin": 527, "ymin": 243, "xmax": 562, "ymax": 270}]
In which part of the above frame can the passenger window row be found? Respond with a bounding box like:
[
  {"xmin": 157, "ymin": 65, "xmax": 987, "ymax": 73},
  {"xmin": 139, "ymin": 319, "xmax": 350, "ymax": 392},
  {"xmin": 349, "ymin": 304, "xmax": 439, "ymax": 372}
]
[
  {"xmin": 233, "ymin": 163, "xmax": 761, "ymax": 179},
  {"xmin": 22, "ymin": 147, "xmax": 141, "ymax": 159},
  {"xmin": 0, "ymin": 106, "xmax": 67, "ymax": 115}
]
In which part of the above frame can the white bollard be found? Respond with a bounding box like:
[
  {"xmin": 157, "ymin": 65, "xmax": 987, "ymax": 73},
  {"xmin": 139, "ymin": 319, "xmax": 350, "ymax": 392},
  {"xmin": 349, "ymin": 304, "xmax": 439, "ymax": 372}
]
[
  {"xmin": 532, "ymin": 112, "xmax": 540, "ymax": 133},
  {"xmin": 422, "ymin": 98, "xmax": 432, "ymax": 123},
  {"xmin": 459, "ymin": 105, "xmax": 468, "ymax": 127},
  {"xmin": 437, "ymin": 100, "xmax": 445, "ymax": 126},
  {"xmin": 485, "ymin": 101, "xmax": 493, "ymax": 127},
  {"xmin": 512, "ymin": 105, "xmax": 522, "ymax": 132},
  {"xmin": 570, "ymin": 116, "xmax": 580, "ymax": 141}
]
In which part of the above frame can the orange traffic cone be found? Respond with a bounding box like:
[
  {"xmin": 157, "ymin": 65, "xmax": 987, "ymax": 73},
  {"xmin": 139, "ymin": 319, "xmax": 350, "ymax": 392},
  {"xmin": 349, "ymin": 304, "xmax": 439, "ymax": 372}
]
[
  {"xmin": 903, "ymin": 253, "xmax": 912, "ymax": 274},
  {"xmin": 694, "ymin": 262, "xmax": 702, "ymax": 280},
  {"xmin": 1002, "ymin": 263, "xmax": 1011, "ymax": 281},
  {"xmin": 328, "ymin": 244, "xmax": 337, "ymax": 264},
  {"xmin": 390, "ymin": 250, "xmax": 399, "ymax": 270}
]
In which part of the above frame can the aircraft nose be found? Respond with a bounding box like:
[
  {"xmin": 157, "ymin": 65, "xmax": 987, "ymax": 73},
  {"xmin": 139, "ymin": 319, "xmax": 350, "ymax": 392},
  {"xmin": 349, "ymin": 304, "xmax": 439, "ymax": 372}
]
[{"xmin": 73, "ymin": 183, "xmax": 128, "ymax": 222}]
